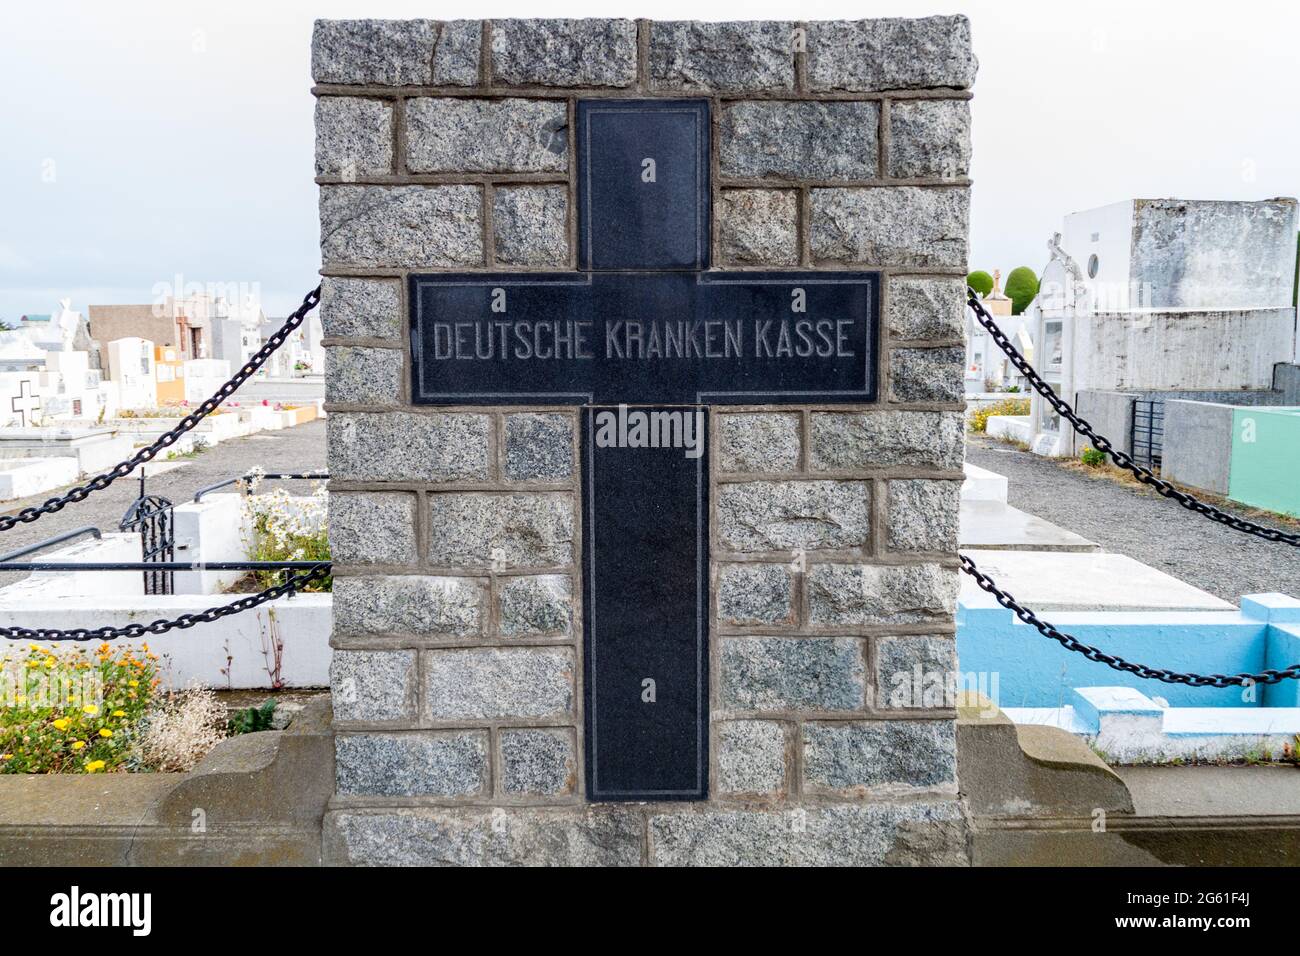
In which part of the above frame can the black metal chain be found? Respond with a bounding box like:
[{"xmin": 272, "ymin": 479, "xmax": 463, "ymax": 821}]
[
  {"xmin": 964, "ymin": 289, "xmax": 1300, "ymax": 687},
  {"xmin": 0, "ymin": 284, "xmax": 323, "ymax": 535},
  {"xmin": 968, "ymin": 290, "xmax": 1300, "ymax": 547},
  {"xmin": 0, "ymin": 284, "xmax": 330, "ymax": 643},
  {"xmin": 961, "ymin": 553, "xmax": 1293, "ymax": 688},
  {"xmin": 0, "ymin": 563, "xmax": 331, "ymax": 643}
]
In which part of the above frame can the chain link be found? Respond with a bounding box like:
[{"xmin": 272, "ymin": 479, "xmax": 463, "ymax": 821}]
[
  {"xmin": 0, "ymin": 563, "xmax": 331, "ymax": 643},
  {"xmin": 0, "ymin": 284, "xmax": 328, "ymax": 642},
  {"xmin": 0, "ymin": 285, "xmax": 322, "ymax": 535},
  {"xmin": 965, "ymin": 289, "xmax": 1300, "ymax": 687}
]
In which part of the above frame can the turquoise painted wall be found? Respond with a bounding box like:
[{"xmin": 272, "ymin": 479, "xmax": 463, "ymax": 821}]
[
  {"xmin": 956, "ymin": 596, "xmax": 1300, "ymax": 709},
  {"xmin": 956, "ymin": 605, "xmax": 1266, "ymax": 708},
  {"xmin": 1229, "ymin": 407, "xmax": 1300, "ymax": 517}
]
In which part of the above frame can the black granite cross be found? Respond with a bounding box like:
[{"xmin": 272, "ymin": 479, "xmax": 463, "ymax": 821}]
[{"xmin": 411, "ymin": 99, "xmax": 880, "ymax": 801}]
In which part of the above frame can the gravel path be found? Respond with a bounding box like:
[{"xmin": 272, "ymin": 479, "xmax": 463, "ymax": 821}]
[
  {"xmin": 0, "ymin": 420, "xmax": 327, "ymax": 588},
  {"xmin": 965, "ymin": 434, "xmax": 1300, "ymax": 603}
]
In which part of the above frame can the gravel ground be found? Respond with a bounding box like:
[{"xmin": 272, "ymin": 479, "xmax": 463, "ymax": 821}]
[
  {"xmin": 0, "ymin": 419, "xmax": 327, "ymax": 588},
  {"xmin": 965, "ymin": 434, "xmax": 1300, "ymax": 603}
]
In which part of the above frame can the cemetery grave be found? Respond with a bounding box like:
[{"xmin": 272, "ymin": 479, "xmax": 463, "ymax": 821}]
[
  {"xmin": 1, "ymin": 13, "xmax": 1299, "ymax": 873},
  {"xmin": 957, "ymin": 452, "xmax": 1300, "ymax": 763},
  {"xmin": 315, "ymin": 15, "xmax": 976, "ymax": 865},
  {"xmin": 0, "ymin": 301, "xmax": 325, "ymax": 504}
]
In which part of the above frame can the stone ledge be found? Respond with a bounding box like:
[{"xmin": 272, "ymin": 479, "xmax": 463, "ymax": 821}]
[
  {"xmin": 325, "ymin": 806, "xmax": 644, "ymax": 866},
  {"xmin": 0, "ymin": 699, "xmax": 335, "ymax": 866},
  {"xmin": 957, "ymin": 693, "xmax": 1133, "ymax": 819},
  {"xmin": 648, "ymin": 800, "xmax": 970, "ymax": 866},
  {"xmin": 323, "ymin": 799, "xmax": 971, "ymax": 866}
]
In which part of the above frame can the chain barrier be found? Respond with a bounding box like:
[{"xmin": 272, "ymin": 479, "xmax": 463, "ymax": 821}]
[
  {"xmin": 0, "ymin": 284, "xmax": 322, "ymax": 535},
  {"xmin": 964, "ymin": 289, "xmax": 1299, "ymax": 686},
  {"xmin": 0, "ymin": 563, "xmax": 331, "ymax": 643},
  {"xmin": 0, "ymin": 284, "xmax": 328, "ymax": 642},
  {"xmin": 961, "ymin": 554, "xmax": 1291, "ymax": 688}
]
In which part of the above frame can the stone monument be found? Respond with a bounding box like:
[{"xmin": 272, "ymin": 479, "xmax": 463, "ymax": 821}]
[{"xmin": 316, "ymin": 16, "xmax": 974, "ymax": 866}]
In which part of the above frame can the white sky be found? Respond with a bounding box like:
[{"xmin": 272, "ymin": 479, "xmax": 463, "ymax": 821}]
[{"xmin": 1, "ymin": 0, "xmax": 1297, "ymax": 319}]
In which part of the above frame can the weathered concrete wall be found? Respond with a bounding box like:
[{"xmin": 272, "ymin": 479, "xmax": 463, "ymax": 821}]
[
  {"xmin": 1071, "ymin": 386, "xmax": 1296, "ymax": 467},
  {"xmin": 1073, "ymin": 390, "xmax": 1135, "ymax": 457},
  {"xmin": 1275, "ymin": 363, "xmax": 1300, "ymax": 404},
  {"xmin": 1074, "ymin": 308, "xmax": 1295, "ymax": 391},
  {"xmin": 315, "ymin": 16, "xmax": 973, "ymax": 866},
  {"xmin": 0, "ymin": 594, "xmax": 331, "ymax": 689},
  {"xmin": 1162, "ymin": 400, "xmax": 1237, "ymax": 495},
  {"xmin": 1129, "ymin": 199, "xmax": 1299, "ymax": 310}
]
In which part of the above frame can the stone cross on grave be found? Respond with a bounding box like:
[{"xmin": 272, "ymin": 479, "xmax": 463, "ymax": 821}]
[
  {"xmin": 10, "ymin": 378, "xmax": 41, "ymax": 427},
  {"xmin": 411, "ymin": 100, "xmax": 880, "ymax": 800}
]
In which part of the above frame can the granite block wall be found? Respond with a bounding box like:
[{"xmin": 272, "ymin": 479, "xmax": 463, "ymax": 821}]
[{"xmin": 316, "ymin": 16, "xmax": 974, "ymax": 867}]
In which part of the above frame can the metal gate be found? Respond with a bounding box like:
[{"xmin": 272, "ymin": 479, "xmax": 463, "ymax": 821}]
[
  {"xmin": 119, "ymin": 493, "xmax": 176, "ymax": 595},
  {"xmin": 1132, "ymin": 398, "xmax": 1165, "ymax": 468}
]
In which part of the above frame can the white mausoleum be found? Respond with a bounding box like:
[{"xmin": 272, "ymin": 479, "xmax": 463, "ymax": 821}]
[{"xmin": 1024, "ymin": 198, "xmax": 1299, "ymax": 456}]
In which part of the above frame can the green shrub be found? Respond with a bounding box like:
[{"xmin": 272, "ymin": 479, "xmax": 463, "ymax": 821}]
[
  {"xmin": 1080, "ymin": 446, "xmax": 1107, "ymax": 468},
  {"xmin": 968, "ymin": 397, "xmax": 1031, "ymax": 433},
  {"xmin": 967, "ymin": 270, "xmax": 994, "ymax": 297},
  {"xmin": 1005, "ymin": 267, "xmax": 1040, "ymax": 315},
  {"xmin": 228, "ymin": 700, "xmax": 277, "ymax": 736}
]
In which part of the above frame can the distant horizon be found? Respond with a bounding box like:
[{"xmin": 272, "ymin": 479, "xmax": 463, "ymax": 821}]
[{"xmin": 3, "ymin": 0, "xmax": 1298, "ymax": 321}]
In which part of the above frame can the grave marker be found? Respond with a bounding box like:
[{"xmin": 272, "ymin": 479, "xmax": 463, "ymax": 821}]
[
  {"xmin": 410, "ymin": 100, "xmax": 879, "ymax": 798},
  {"xmin": 319, "ymin": 15, "xmax": 973, "ymax": 865}
]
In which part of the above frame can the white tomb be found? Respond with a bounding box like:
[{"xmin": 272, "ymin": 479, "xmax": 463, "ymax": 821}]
[
  {"xmin": 0, "ymin": 456, "xmax": 79, "ymax": 501},
  {"xmin": 105, "ymin": 336, "xmax": 158, "ymax": 411},
  {"xmin": 958, "ymin": 549, "xmax": 1234, "ymax": 613},
  {"xmin": 959, "ymin": 500, "xmax": 1100, "ymax": 553},
  {"xmin": 0, "ymin": 425, "xmax": 134, "ymax": 476},
  {"xmin": 960, "ymin": 463, "xmax": 1009, "ymax": 502},
  {"xmin": 1023, "ymin": 199, "xmax": 1300, "ymax": 456}
]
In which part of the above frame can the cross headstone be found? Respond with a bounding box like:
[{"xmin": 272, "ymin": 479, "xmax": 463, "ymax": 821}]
[
  {"xmin": 317, "ymin": 15, "xmax": 973, "ymax": 866},
  {"xmin": 10, "ymin": 378, "xmax": 41, "ymax": 427},
  {"xmin": 411, "ymin": 100, "xmax": 879, "ymax": 800}
]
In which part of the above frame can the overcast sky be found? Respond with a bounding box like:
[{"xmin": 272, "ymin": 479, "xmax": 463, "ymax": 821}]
[{"xmin": 2, "ymin": 0, "xmax": 1296, "ymax": 319}]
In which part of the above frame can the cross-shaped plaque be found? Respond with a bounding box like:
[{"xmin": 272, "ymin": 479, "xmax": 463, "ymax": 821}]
[
  {"xmin": 9, "ymin": 378, "xmax": 41, "ymax": 428},
  {"xmin": 411, "ymin": 100, "xmax": 880, "ymax": 801}
]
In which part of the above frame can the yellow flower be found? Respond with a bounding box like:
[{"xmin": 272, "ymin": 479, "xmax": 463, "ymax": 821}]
[
  {"xmin": 71, "ymin": 740, "xmax": 85, "ymax": 751},
  {"xmin": 82, "ymin": 704, "xmax": 99, "ymax": 716},
  {"xmin": 84, "ymin": 760, "xmax": 106, "ymax": 773},
  {"xmin": 98, "ymin": 728, "xmax": 113, "ymax": 738},
  {"xmin": 128, "ymin": 680, "xmax": 139, "ymax": 688},
  {"xmin": 111, "ymin": 710, "xmax": 126, "ymax": 718},
  {"xmin": 0, "ymin": 754, "xmax": 11, "ymax": 761},
  {"xmin": 43, "ymin": 657, "xmax": 56, "ymax": 669},
  {"xmin": 52, "ymin": 718, "xmax": 71, "ymax": 731}
]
